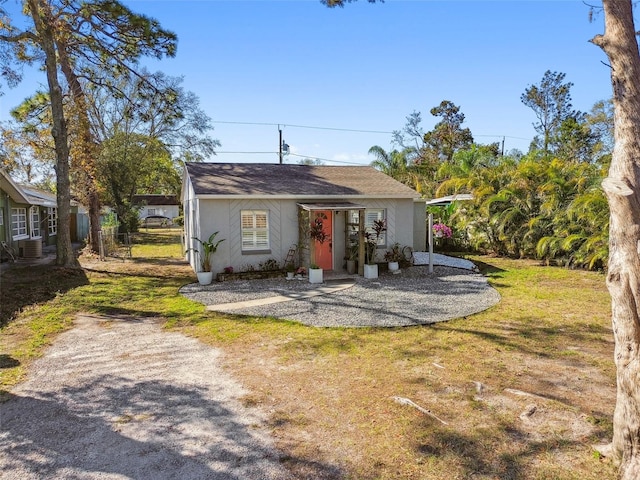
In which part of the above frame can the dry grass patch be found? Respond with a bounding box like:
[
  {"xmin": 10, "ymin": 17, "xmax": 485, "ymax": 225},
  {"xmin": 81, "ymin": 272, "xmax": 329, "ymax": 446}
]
[
  {"xmin": 0, "ymin": 231, "xmax": 617, "ymax": 479},
  {"xmin": 185, "ymin": 257, "xmax": 616, "ymax": 479}
]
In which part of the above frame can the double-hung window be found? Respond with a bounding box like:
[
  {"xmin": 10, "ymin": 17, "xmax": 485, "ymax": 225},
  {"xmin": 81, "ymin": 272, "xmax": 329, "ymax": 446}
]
[
  {"xmin": 11, "ymin": 208, "xmax": 27, "ymax": 239},
  {"xmin": 241, "ymin": 210, "xmax": 269, "ymax": 252},
  {"xmin": 48, "ymin": 207, "xmax": 57, "ymax": 235},
  {"xmin": 30, "ymin": 207, "xmax": 41, "ymax": 239}
]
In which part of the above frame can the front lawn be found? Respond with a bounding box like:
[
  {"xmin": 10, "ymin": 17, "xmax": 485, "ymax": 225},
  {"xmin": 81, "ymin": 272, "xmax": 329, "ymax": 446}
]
[{"xmin": 0, "ymin": 230, "xmax": 616, "ymax": 479}]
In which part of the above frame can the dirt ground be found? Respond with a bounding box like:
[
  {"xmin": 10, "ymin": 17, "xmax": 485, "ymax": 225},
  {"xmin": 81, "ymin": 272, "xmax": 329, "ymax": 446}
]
[{"xmin": 0, "ymin": 312, "xmax": 293, "ymax": 479}]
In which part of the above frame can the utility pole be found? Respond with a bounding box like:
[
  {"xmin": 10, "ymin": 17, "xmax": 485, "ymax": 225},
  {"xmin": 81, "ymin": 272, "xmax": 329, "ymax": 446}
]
[
  {"xmin": 278, "ymin": 125, "xmax": 289, "ymax": 164},
  {"xmin": 279, "ymin": 126, "xmax": 283, "ymax": 164}
]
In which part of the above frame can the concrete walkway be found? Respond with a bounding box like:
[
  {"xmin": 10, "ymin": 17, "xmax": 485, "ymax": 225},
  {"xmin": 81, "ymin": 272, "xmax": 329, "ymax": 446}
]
[{"xmin": 206, "ymin": 281, "xmax": 355, "ymax": 312}]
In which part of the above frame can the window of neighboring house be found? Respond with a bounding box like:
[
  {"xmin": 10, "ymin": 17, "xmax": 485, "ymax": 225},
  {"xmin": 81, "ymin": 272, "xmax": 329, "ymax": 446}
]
[
  {"xmin": 351, "ymin": 208, "xmax": 387, "ymax": 246},
  {"xmin": 241, "ymin": 210, "xmax": 269, "ymax": 252},
  {"xmin": 0, "ymin": 208, "xmax": 3, "ymax": 226},
  {"xmin": 11, "ymin": 207, "xmax": 27, "ymax": 239},
  {"xmin": 30, "ymin": 207, "xmax": 41, "ymax": 238},
  {"xmin": 48, "ymin": 207, "xmax": 57, "ymax": 235},
  {"xmin": 148, "ymin": 208, "xmax": 156, "ymax": 216}
]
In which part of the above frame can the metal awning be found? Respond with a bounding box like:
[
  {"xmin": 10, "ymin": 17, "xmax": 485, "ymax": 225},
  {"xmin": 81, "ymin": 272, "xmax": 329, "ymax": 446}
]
[
  {"xmin": 425, "ymin": 194, "xmax": 473, "ymax": 207},
  {"xmin": 297, "ymin": 202, "xmax": 365, "ymax": 211}
]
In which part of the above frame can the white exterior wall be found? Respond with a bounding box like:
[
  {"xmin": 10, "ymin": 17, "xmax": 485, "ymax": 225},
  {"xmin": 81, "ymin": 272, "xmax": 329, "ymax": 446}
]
[
  {"xmin": 359, "ymin": 198, "xmax": 416, "ymax": 263},
  {"xmin": 183, "ymin": 188, "xmax": 423, "ymax": 274},
  {"xmin": 196, "ymin": 198, "xmax": 300, "ymax": 274},
  {"xmin": 413, "ymin": 199, "xmax": 427, "ymax": 251},
  {"xmin": 182, "ymin": 179, "xmax": 199, "ymax": 271}
]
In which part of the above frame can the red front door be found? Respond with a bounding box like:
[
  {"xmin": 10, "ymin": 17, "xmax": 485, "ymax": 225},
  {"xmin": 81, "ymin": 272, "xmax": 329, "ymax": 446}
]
[{"xmin": 313, "ymin": 210, "xmax": 333, "ymax": 270}]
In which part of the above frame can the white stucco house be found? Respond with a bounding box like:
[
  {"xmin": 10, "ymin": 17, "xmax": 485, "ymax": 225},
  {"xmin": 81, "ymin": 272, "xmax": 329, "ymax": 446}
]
[
  {"xmin": 182, "ymin": 162, "xmax": 426, "ymax": 276},
  {"xmin": 132, "ymin": 194, "xmax": 180, "ymax": 223}
]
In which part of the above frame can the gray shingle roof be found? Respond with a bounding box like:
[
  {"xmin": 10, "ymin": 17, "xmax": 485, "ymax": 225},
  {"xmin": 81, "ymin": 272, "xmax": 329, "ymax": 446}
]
[
  {"xmin": 185, "ymin": 163, "xmax": 421, "ymax": 198},
  {"xmin": 132, "ymin": 194, "xmax": 179, "ymax": 206}
]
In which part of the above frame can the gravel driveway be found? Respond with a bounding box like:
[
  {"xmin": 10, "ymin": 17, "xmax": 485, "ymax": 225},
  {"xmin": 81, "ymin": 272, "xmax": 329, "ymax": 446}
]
[
  {"xmin": 0, "ymin": 314, "xmax": 292, "ymax": 480},
  {"xmin": 180, "ymin": 265, "xmax": 501, "ymax": 328}
]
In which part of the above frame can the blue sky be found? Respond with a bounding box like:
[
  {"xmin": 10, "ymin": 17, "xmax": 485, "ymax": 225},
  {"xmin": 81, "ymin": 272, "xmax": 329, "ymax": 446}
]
[{"xmin": 1, "ymin": 0, "xmax": 614, "ymax": 165}]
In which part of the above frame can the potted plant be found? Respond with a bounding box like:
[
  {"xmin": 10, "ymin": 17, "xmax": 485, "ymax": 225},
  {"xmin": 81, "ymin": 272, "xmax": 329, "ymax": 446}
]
[
  {"xmin": 285, "ymin": 262, "xmax": 295, "ymax": 280},
  {"xmin": 346, "ymin": 243, "xmax": 358, "ymax": 275},
  {"xmin": 308, "ymin": 212, "xmax": 330, "ymax": 283},
  {"xmin": 364, "ymin": 219, "xmax": 386, "ymax": 279},
  {"xmin": 384, "ymin": 242, "xmax": 403, "ymax": 273},
  {"xmin": 187, "ymin": 231, "xmax": 225, "ymax": 285},
  {"xmin": 308, "ymin": 263, "xmax": 323, "ymax": 283}
]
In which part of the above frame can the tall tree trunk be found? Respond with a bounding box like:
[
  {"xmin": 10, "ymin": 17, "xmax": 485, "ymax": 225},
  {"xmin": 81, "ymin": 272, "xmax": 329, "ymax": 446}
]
[
  {"xmin": 27, "ymin": 0, "xmax": 78, "ymax": 268},
  {"xmin": 592, "ymin": 1, "xmax": 640, "ymax": 478},
  {"xmin": 57, "ymin": 45, "xmax": 102, "ymax": 254}
]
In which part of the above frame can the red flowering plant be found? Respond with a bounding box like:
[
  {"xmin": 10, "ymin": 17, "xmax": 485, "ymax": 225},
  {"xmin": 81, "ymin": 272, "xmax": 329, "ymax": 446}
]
[
  {"xmin": 433, "ymin": 223, "xmax": 453, "ymax": 239},
  {"xmin": 309, "ymin": 212, "xmax": 330, "ymax": 267}
]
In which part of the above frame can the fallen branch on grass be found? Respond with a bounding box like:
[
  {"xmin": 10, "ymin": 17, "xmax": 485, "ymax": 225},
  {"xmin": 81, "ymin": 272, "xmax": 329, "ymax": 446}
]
[
  {"xmin": 391, "ymin": 396, "xmax": 449, "ymax": 425},
  {"xmin": 504, "ymin": 388, "xmax": 550, "ymax": 401}
]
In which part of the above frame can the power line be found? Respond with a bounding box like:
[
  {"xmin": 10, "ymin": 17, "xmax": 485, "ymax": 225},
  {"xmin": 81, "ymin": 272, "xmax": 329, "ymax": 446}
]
[
  {"xmin": 288, "ymin": 153, "xmax": 366, "ymax": 166},
  {"xmin": 212, "ymin": 150, "xmax": 368, "ymax": 165},
  {"xmin": 212, "ymin": 119, "xmax": 531, "ymax": 143},
  {"xmin": 212, "ymin": 120, "xmax": 393, "ymax": 135},
  {"xmin": 215, "ymin": 151, "xmax": 276, "ymax": 154}
]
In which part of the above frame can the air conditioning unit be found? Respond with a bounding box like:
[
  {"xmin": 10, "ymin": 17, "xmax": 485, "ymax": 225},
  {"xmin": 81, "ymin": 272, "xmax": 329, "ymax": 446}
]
[{"xmin": 22, "ymin": 239, "xmax": 43, "ymax": 258}]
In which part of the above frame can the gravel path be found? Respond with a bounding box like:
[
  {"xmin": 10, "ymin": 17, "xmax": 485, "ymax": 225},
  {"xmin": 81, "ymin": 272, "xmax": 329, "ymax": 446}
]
[
  {"xmin": 0, "ymin": 314, "xmax": 292, "ymax": 480},
  {"xmin": 180, "ymin": 264, "xmax": 501, "ymax": 328}
]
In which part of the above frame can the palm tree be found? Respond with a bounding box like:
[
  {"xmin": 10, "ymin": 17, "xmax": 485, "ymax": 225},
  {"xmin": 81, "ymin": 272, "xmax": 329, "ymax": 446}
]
[{"xmin": 368, "ymin": 145, "xmax": 425, "ymax": 192}]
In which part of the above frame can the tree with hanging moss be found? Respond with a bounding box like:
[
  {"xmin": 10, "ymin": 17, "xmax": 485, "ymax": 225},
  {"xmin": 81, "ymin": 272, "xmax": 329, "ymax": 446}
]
[{"xmin": 0, "ymin": 0, "xmax": 177, "ymax": 265}]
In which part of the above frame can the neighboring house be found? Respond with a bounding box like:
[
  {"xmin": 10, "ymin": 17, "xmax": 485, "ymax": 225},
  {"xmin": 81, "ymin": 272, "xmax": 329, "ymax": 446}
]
[
  {"xmin": 132, "ymin": 194, "xmax": 180, "ymax": 222},
  {"xmin": 182, "ymin": 162, "xmax": 426, "ymax": 275},
  {"xmin": 0, "ymin": 169, "xmax": 88, "ymax": 258}
]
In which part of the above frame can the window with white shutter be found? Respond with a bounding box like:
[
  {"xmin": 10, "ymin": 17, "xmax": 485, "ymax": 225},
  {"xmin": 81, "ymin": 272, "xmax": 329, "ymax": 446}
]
[
  {"xmin": 349, "ymin": 208, "xmax": 387, "ymax": 246},
  {"xmin": 241, "ymin": 210, "xmax": 270, "ymax": 251},
  {"xmin": 365, "ymin": 209, "xmax": 386, "ymax": 246}
]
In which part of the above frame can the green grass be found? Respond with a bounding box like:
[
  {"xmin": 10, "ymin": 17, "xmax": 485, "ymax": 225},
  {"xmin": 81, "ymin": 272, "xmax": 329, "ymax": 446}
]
[{"xmin": 0, "ymin": 233, "xmax": 617, "ymax": 479}]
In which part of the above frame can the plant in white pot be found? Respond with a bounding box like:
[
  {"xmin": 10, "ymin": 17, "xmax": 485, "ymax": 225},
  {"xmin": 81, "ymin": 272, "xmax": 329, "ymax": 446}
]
[
  {"xmin": 364, "ymin": 219, "xmax": 386, "ymax": 279},
  {"xmin": 384, "ymin": 242, "xmax": 403, "ymax": 274},
  {"xmin": 346, "ymin": 242, "xmax": 358, "ymax": 275},
  {"xmin": 308, "ymin": 213, "xmax": 330, "ymax": 284},
  {"xmin": 285, "ymin": 262, "xmax": 296, "ymax": 280},
  {"xmin": 308, "ymin": 263, "xmax": 323, "ymax": 284},
  {"xmin": 187, "ymin": 231, "xmax": 225, "ymax": 285}
]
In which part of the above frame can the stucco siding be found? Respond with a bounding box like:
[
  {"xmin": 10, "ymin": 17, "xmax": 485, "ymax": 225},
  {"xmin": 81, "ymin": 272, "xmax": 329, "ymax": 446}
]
[
  {"xmin": 182, "ymin": 165, "xmax": 426, "ymax": 274},
  {"xmin": 413, "ymin": 200, "xmax": 427, "ymax": 251},
  {"xmin": 193, "ymin": 198, "xmax": 300, "ymax": 274}
]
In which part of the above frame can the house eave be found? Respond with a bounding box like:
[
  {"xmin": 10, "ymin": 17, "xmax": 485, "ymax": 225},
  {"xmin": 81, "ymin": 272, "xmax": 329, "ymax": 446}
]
[
  {"xmin": 0, "ymin": 170, "xmax": 31, "ymax": 204},
  {"xmin": 190, "ymin": 194, "xmax": 421, "ymax": 201}
]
